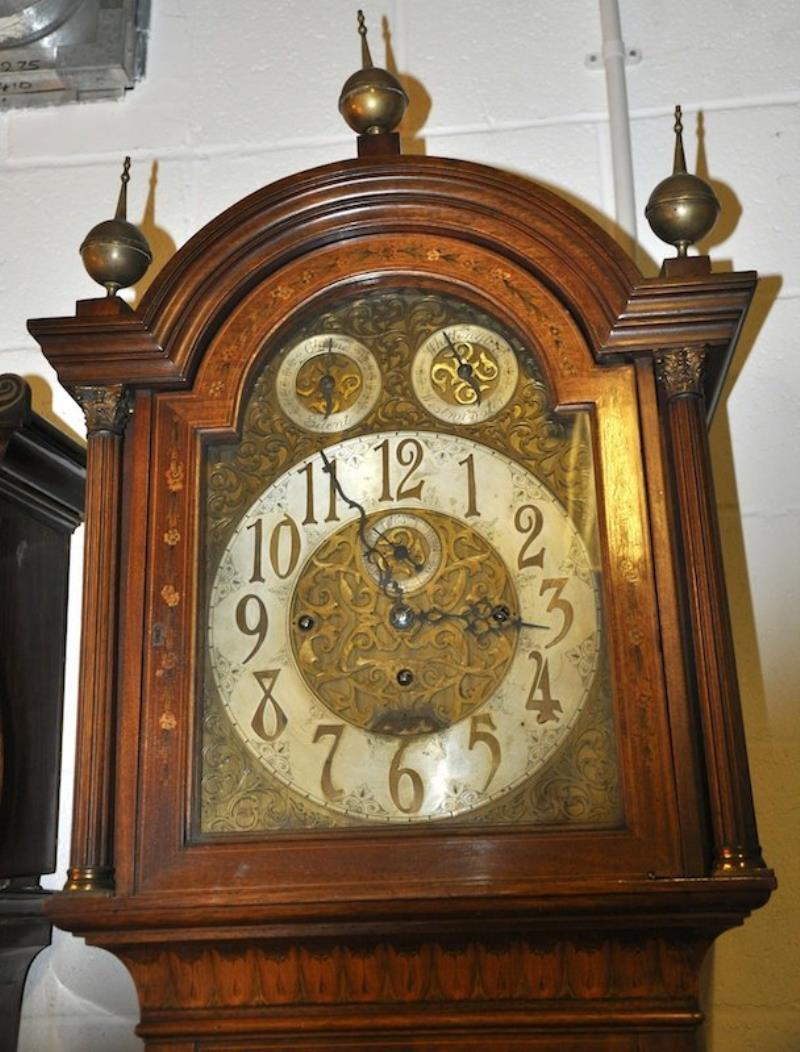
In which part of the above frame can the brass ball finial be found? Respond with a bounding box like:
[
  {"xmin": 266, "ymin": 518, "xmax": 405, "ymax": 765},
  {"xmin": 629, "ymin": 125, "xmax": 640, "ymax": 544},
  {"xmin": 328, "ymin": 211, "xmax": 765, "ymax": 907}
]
[
  {"xmin": 80, "ymin": 156, "xmax": 153, "ymax": 295},
  {"xmin": 339, "ymin": 9, "xmax": 408, "ymax": 135},
  {"xmin": 645, "ymin": 105, "xmax": 720, "ymax": 256}
]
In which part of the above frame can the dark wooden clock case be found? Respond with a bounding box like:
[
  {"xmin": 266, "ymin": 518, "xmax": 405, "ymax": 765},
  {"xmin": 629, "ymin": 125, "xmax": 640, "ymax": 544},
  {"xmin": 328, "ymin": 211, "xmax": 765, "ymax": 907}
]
[
  {"xmin": 29, "ymin": 153, "xmax": 774, "ymax": 1050},
  {"xmin": 0, "ymin": 375, "xmax": 85, "ymax": 1052}
]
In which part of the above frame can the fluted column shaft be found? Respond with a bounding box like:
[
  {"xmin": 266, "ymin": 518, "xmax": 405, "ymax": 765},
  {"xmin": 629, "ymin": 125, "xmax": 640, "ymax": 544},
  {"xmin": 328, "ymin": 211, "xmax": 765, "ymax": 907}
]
[
  {"xmin": 65, "ymin": 385, "xmax": 130, "ymax": 894},
  {"xmin": 657, "ymin": 349, "xmax": 765, "ymax": 875}
]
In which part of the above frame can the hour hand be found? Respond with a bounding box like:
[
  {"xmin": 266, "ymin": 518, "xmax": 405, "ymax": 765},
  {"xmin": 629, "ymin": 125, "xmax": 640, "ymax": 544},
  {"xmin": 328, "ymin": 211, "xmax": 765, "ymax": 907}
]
[
  {"xmin": 318, "ymin": 449, "xmax": 406, "ymax": 601},
  {"xmin": 412, "ymin": 600, "xmax": 547, "ymax": 636}
]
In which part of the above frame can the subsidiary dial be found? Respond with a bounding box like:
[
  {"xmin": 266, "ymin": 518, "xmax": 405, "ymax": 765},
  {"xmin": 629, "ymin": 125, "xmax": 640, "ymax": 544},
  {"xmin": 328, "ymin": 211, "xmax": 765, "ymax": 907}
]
[
  {"xmin": 276, "ymin": 332, "xmax": 382, "ymax": 433},
  {"xmin": 411, "ymin": 324, "xmax": 519, "ymax": 424}
]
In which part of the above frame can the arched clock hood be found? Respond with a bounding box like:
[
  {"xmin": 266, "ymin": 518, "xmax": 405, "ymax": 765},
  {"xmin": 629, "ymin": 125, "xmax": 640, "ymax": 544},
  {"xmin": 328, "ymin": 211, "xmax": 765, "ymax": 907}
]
[{"xmin": 32, "ymin": 155, "xmax": 753, "ymax": 416}]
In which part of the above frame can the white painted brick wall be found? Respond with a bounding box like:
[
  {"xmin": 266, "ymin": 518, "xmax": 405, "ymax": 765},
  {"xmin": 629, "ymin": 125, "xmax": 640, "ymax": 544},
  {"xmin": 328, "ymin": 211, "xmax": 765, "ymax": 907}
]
[{"xmin": 2, "ymin": 3, "xmax": 797, "ymax": 1049}]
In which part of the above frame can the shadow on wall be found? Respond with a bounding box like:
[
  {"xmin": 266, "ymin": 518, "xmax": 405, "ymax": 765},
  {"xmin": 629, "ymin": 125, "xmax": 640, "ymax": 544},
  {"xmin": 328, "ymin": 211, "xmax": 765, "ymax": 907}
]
[
  {"xmin": 702, "ymin": 269, "xmax": 796, "ymax": 1051},
  {"xmin": 21, "ymin": 374, "xmax": 85, "ymax": 445},
  {"xmin": 131, "ymin": 160, "xmax": 178, "ymax": 310},
  {"xmin": 695, "ymin": 110, "xmax": 742, "ymax": 260},
  {"xmin": 18, "ymin": 928, "xmax": 143, "ymax": 1051},
  {"xmin": 381, "ymin": 16, "xmax": 431, "ymax": 157}
]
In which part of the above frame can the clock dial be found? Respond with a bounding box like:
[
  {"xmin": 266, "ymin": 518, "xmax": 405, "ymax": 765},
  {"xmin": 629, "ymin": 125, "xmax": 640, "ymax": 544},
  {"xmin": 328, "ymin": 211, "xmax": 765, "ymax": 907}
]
[
  {"xmin": 411, "ymin": 324, "xmax": 519, "ymax": 424},
  {"xmin": 201, "ymin": 287, "xmax": 618, "ymax": 834},
  {"xmin": 275, "ymin": 332, "xmax": 382, "ymax": 433},
  {"xmin": 207, "ymin": 431, "xmax": 600, "ymax": 823},
  {"xmin": 359, "ymin": 511, "xmax": 443, "ymax": 594}
]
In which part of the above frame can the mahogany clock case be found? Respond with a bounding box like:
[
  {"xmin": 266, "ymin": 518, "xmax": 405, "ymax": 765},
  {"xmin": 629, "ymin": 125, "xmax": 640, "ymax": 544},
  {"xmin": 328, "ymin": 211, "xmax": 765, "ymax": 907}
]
[{"xmin": 29, "ymin": 155, "xmax": 774, "ymax": 1049}]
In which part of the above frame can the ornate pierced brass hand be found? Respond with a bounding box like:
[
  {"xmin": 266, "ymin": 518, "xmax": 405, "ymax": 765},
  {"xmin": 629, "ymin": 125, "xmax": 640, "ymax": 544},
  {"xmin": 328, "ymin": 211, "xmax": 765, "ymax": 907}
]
[
  {"xmin": 318, "ymin": 446, "xmax": 406, "ymax": 601},
  {"xmin": 402, "ymin": 596, "xmax": 548, "ymax": 639},
  {"xmin": 441, "ymin": 328, "xmax": 482, "ymax": 405},
  {"xmin": 319, "ymin": 337, "xmax": 336, "ymax": 418}
]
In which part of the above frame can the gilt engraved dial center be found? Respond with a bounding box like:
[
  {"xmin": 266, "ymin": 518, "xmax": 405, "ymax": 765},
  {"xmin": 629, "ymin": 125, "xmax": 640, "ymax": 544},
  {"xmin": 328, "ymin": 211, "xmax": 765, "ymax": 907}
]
[{"xmin": 290, "ymin": 507, "xmax": 519, "ymax": 738}]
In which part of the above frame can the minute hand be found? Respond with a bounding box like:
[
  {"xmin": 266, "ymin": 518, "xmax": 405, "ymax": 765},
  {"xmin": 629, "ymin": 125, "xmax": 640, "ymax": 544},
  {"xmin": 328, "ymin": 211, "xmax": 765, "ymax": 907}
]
[{"xmin": 409, "ymin": 599, "xmax": 547, "ymax": 640}]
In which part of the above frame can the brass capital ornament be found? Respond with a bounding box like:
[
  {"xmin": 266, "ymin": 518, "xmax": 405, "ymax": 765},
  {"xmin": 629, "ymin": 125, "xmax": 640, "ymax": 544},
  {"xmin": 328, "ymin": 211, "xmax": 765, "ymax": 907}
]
[
  {"xmin": 655, "ymin": 347, "xmax": 705, "ymax": 399},
  {"xmin": 74, "ymin": 384, "xmax": 133, "ymax": 434}
]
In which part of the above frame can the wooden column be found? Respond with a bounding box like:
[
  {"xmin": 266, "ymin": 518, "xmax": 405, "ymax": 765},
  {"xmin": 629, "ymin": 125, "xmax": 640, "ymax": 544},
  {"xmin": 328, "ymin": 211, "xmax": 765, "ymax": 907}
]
[
  {"xmin": 656, "ymin": 347, "xmax": 766, "ymax": 875},
  {"xmin": 64, "ymin": 384, "xmax": 130, "ymax": 894}
]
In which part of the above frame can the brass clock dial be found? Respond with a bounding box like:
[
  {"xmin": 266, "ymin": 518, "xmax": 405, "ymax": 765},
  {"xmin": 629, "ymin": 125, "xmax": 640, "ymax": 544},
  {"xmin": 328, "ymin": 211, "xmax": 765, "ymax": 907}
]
[{"xmin": 201, "ymin": 287, "xmax": 617, "ymax": 834}]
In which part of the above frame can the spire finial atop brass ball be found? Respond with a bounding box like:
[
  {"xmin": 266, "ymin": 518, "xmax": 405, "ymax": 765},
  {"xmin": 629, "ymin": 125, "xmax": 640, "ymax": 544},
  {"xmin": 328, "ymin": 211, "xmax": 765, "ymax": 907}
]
[
  {"xmin": 357, "ymin": 9, "xmax": 373, "ymax": 68},
  {"xmin": 79, "ymin": 156, "xmax": 153, "ymax": 296},
  {"xmin": 672, "ymin": 105, "xmax": 687, "ymax": 173},
  {"xmin": 115, "ymin": 155, "xmax": 132, "ymax": 219},
  {"xmin": 645, "ymin": 104, "xmax": 720, "ymax": 257},
  {"xmin": 339, "ymin": 9, "xmax": 408, "ymax": 136}
]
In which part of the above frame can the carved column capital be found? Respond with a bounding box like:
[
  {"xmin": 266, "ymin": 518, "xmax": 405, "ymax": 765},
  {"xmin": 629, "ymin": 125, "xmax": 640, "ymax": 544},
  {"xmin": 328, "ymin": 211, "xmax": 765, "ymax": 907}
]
[
  {"xmin": 73, "ymin": 384, "xmax": 132, "ymax": 435},
  {"xmin": 655, "ymin": 347, "xmax": 706, "ymax": 400}
]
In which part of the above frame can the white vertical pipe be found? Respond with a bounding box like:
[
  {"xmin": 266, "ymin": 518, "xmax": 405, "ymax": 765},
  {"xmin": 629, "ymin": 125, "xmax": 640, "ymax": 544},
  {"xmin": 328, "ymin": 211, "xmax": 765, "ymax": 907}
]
[{"xmin": 599, "ymin": 0, "xmax": 637, "ymax": 244}]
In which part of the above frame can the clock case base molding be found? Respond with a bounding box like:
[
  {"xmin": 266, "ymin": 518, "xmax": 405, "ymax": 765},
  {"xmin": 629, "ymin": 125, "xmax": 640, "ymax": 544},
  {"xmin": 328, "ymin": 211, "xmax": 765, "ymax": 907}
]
[
  {"xmin": 51, "ymin": 878, "xmax": 771, "ymax": 1050},
  {"xmin": 28, "ymin": 155, "xmax": 774, "ymax": 1048}
]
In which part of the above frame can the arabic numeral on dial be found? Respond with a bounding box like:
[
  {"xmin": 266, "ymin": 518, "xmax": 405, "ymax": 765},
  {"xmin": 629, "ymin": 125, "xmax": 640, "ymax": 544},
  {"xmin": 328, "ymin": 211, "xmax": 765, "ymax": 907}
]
[
  {"xmin": 540, "ymin": 577, "xmax": 574, "ymax": 647},
  {"xmin": 514, "ymin": 503, "xmax": 545, "ymax": 570},
  {"xmin": 313, "ymin": 724, "xmax": 345, "ymax": 801},
  {"xmin": 235, "ymin": 594, "xmax": 268, "ymax": 663},
  {"xmin": 458, "ymin": 453, "xmax": 480, "ymax": 517},
  {"xmin": 246, "ymin": 514, "xmax": 302, "ymax": 581},
  {"xmin": 297, "ymin": 459, "xmax": 340, "ymax": 525},
  {"xmin": 468, "ymin": 713, "xmax": 501, "ymax": 790},
  {"xmin": 269, "ymin": 514, "xmax": 301, "ymax": 579},
  {"xmin": 375, "ymin": 437, "xmax": 425, "ymax": 503},
  {"xmin": 246, "ymin": 518, "xmax": 264, "ymax": 582},
  {"xmin": 250, "ymin": 669, "xmax": 286, "ymax": 742},
  {"xmin": 389, "ymin": 740, "xmax": 424, "ymax": 814},
  {"xmin": 525, "ymin": 650, "xmax": 563, "ymax": 723}
]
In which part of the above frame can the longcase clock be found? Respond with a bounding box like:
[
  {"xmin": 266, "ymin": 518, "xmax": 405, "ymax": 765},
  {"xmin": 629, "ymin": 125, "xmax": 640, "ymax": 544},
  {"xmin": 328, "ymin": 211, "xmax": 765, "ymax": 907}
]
[{"xmin": 28, "ymin": 22, "xmax": 774, "ymax": 1051}]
